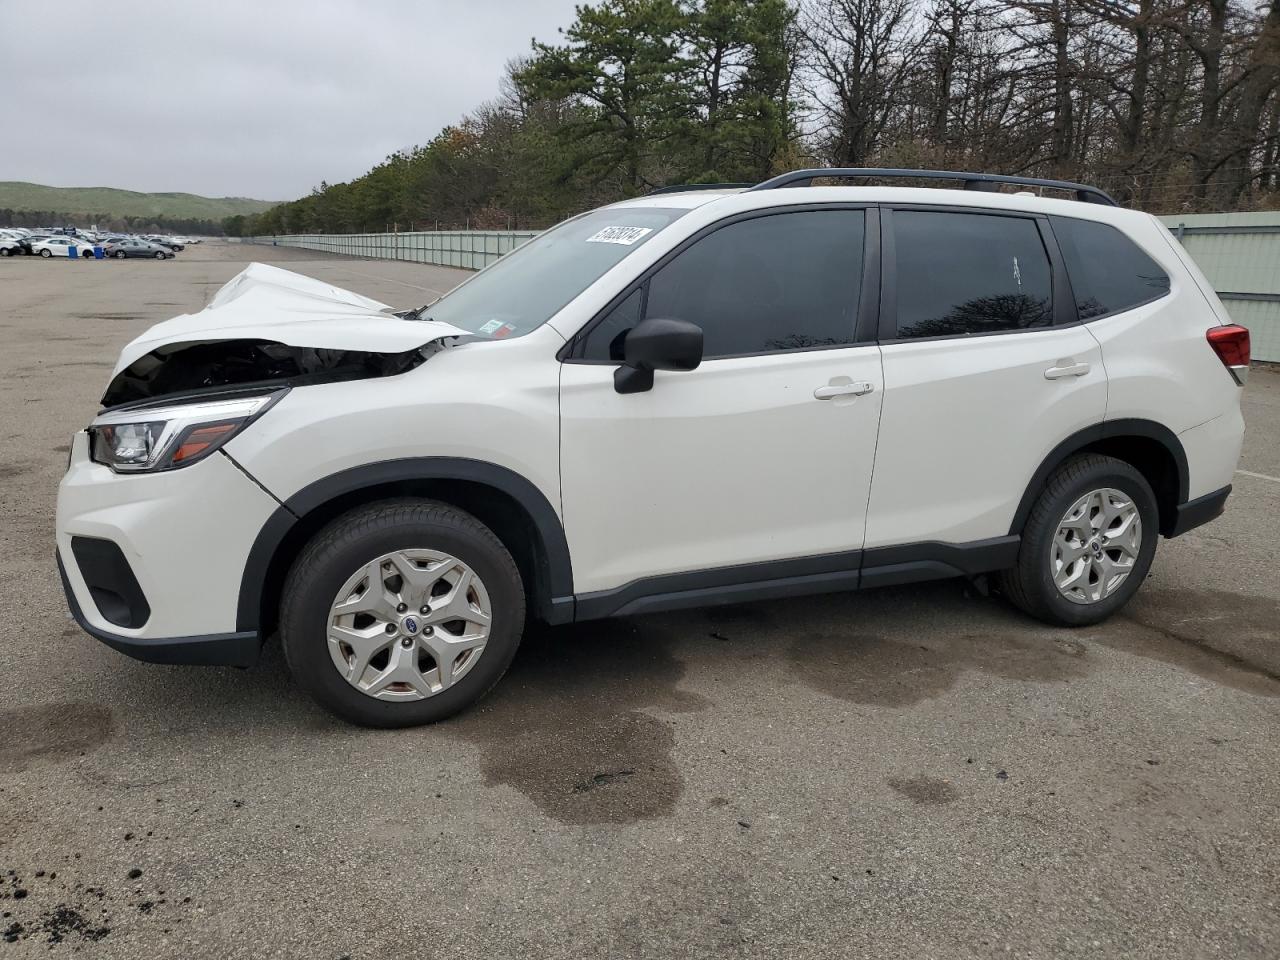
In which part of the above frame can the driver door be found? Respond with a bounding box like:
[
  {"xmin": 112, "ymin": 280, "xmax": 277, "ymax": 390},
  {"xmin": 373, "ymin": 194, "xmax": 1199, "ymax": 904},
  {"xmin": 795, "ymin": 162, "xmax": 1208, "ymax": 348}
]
[{"xmin": 559, "ymin": 207, "xmax": 883, "ymax": 599}]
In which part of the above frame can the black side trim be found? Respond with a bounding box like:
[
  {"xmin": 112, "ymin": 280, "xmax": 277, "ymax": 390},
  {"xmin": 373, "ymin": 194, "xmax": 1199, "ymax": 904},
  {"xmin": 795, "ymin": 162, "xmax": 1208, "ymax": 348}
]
[
  {"xmin": 236, "ymin": 457, "xmax": 574, "ymax": 632},
  {"xmin": 1168, "ymin": 484, "xmax": 1230, "ymax": 537},
  {"xmin": 1009, "ymin": 419, "xmax": 1189, "ymax": 536},
  {"xmin": 69, "ymin": 535, "xmax": 150, "ymax": 629},
  {"xmin": 859, "ymin": 536, "xmax": 1019, "ymax": 589},
  {"xmin": 59, "ymin": 552, "xmax": 260, "ymax": 667},
  {"xmin": 574, "ymin": 537, "xmax": 1020, "ymax": 620},
  {"xmin": 575, "ymin": 550, "xmax": 863, "ymax": 620}
]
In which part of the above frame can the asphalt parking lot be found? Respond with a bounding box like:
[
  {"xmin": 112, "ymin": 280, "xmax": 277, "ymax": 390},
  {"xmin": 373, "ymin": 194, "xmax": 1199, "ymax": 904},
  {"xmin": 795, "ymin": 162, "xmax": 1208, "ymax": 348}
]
[{"xmin": 1, "ymin": 242, "xmax": 1278, "ymax": 958}]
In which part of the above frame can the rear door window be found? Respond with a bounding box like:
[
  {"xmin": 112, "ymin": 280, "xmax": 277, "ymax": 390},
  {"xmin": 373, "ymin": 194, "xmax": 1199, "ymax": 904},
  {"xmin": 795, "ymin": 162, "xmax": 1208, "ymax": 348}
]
[
  {"xmin": 890, "ymin": 210, "xmax": 1053, "ymax": 339},
  {"xmin": 1050, "ymin": 216, "xmax": 1170, "ymax": 320}
]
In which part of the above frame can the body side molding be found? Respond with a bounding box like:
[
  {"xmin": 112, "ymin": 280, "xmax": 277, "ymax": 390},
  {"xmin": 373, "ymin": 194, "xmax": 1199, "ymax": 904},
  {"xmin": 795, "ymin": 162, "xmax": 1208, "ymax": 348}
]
[{"xmin": 573, "ymin": 537, "xmax": 1020, "ymax": 621}]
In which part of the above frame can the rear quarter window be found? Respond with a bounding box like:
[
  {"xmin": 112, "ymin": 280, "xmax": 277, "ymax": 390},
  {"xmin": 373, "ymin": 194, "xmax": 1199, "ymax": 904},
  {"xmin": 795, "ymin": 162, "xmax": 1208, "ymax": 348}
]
[{"xmin": 1050, "ymin": 216, "xmax": 1170, "ymax": 320}]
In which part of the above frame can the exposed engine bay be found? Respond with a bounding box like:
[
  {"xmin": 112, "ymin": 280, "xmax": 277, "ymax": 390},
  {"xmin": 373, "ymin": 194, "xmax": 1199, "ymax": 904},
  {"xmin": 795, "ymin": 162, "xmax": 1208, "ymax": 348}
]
[{"xmin": 101, "ymin": 339, "xmax": 430, "ymax": 408}]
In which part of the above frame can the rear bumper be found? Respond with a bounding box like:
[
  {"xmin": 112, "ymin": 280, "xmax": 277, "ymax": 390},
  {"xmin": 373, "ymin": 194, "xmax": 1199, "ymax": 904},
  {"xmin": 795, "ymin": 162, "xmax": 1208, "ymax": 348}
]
[
  {"xmin": 58, "ymin": 550, "xmax": 261, "ymax": 666},
  {"xmin": 1168, "ymin": 484, "xmax": 1231, "ymax": 538}
]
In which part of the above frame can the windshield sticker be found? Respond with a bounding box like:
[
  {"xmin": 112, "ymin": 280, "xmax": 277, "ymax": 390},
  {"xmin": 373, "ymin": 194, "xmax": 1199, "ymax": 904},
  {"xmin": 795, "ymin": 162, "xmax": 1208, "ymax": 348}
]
[
  {"xmin": 586, "ymin": 226, "xmax": 653, "ymax": 245},
  {"xmin": 477, "ymin": 319, "xmax": 505, "ymax": 335}
]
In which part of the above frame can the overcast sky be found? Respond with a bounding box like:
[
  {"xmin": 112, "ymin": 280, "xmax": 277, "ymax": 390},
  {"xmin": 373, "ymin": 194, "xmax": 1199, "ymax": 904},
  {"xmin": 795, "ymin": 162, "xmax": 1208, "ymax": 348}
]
[{"xmin": 1, "ymin": 0, "xmax": 581, "ymax": 200}]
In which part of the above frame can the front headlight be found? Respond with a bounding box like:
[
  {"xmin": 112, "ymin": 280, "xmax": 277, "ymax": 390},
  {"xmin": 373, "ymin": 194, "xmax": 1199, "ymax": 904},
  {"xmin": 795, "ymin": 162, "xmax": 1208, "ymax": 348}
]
[{"xmin": 88, "ymin": 389, "xmax": 285, "ymax": 473}]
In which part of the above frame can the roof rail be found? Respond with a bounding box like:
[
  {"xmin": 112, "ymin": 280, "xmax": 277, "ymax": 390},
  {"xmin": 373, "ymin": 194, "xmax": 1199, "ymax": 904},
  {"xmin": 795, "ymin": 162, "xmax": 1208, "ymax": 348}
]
[
  {"xmin": 647, "ymin": 182, "xmax": 754, "ymax": 195},
  {"xmin": 748, "ymin": 168, "xmax": 1118, "ymax": 206}
]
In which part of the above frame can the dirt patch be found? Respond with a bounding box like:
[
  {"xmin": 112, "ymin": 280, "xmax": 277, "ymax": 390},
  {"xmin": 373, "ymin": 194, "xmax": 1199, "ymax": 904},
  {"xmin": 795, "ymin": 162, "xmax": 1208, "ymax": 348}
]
[
  {"xmin": 0, "ymin": 703, "xmax": 115, "ymax": 773},
  {"xmin": 788, "ymin": 630, "xmax": 1090, "ymax": 707},
  {"xmin": 1, "ymin": 865, "xmax": 195, "ymax": 947},
  {"xmin": 0, "ymin": 463, "xmax": 35, "ymax": 482},
  {"xmin": 447, "ymin": 619, "xmax": 706, "ymax": 825},
  {"xmin": 888, "ymin": 775, "xmax": 960, "ymax": 805},
  {"xmin": 1110, "ymin": 588, "xmax": 1280, "ymax": 696}
]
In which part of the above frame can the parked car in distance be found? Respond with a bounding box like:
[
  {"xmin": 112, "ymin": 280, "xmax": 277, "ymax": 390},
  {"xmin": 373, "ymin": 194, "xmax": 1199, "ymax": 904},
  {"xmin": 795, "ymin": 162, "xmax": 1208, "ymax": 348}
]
[
  {"xmin": 144, "ymin": 235, "xmax": 184, "ymax": 251},
  {"xmin": 0, "ymin": 237, "xmax": 20, "ymax": 256},
  {"xmin": 17, "ymin": 234, "xmax": 52, "ymax": 255},
  {"xmin": 32, "ymin": 236, "xmax": 96, "ymax": 258},
  {"xmin": 56, "ymin": 168, "xmax": 1248, "ymax": 729},
  {"xmin": 104, "ymin": 239, "xmax": 174, "ymax": 259}
]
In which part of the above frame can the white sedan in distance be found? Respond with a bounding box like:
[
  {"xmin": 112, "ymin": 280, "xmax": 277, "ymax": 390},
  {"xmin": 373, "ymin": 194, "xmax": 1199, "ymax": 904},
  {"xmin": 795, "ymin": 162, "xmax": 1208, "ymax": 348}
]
[{"xmin": 31, "ymin": 236, "xmax": 97, "ymax": 259}]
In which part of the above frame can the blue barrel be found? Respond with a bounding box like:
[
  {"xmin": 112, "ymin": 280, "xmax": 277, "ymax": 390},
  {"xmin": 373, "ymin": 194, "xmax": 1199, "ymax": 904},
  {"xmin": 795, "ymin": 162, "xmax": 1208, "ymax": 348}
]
[
  {"xmin": 68, "ymin": 246, "xmax": 78, "ymax": 259},
  {"xmin": 93, "ymin": 246, "xmax": 104, "ymax": 259}
]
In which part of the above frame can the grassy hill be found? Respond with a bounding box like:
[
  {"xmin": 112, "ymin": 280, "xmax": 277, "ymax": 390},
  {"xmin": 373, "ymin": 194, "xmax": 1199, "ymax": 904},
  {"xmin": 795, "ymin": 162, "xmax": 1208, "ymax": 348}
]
[{"xmin": 0, "ymin": 182, "xmax": 280, "ymax": 221}]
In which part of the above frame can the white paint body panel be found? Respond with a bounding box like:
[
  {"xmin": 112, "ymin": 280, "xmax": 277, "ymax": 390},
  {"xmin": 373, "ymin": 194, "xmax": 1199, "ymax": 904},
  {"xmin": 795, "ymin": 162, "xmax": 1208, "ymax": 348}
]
[
  {"xmin": 867, "ymin": 326, "xmax": 1107, "ymax": 546},
  {"xmin": 226, "ymin": 326, "xmax": 566, "ymax": 521},
  {"xmin": 560, "ymin": 347, "xmax": 884, "ymax": 593},
  {"xmin": 57, "ymin": 431, "xmax": 278, "ymax": 637}
]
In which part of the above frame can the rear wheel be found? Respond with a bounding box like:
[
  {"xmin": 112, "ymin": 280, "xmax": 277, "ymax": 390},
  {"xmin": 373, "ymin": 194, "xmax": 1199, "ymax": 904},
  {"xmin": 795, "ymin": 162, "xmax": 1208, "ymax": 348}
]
[
  {"xmin": 39, "ymin": 248, "xmax": 52, "ymax": 258},
  {"xmin": 280, "ymin": 499, "xmax": 526, "ymax": 727},
  {"xmin": 0, "ymin": 247, "xmax": 10, "ymax": 257},
  {"xmin": 1000, "ymin": 454, "xmax": 1158, "ymax": 626}
]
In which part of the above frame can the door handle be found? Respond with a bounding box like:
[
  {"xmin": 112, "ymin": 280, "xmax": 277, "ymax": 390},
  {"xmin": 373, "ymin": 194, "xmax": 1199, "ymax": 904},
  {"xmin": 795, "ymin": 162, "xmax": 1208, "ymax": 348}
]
[
  {"xmin": 814, "ymin": 380, "xmax": 874, "ymax": 400},
  {"xmin": 1044, "ymin": 360, "xmax": 1090, "ymax": 380}
]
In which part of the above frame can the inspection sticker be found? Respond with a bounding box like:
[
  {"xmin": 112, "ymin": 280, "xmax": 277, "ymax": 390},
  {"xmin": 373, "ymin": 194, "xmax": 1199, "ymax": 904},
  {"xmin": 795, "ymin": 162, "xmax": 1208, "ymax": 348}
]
[{"xmin": 586, "ymin": 225, "xmax": 653, "ymax": 245}]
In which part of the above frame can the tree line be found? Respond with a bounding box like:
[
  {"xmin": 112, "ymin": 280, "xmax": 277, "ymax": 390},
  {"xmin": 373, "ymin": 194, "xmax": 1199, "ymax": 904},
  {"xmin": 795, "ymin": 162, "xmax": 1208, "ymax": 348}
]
[
  {"xmin": 0, "ymin": 209, "xmax": 225, "ymax": 235},
  {"xmin": 227, "ymin": 0, "xmax": 1280, "ymax": 237}
]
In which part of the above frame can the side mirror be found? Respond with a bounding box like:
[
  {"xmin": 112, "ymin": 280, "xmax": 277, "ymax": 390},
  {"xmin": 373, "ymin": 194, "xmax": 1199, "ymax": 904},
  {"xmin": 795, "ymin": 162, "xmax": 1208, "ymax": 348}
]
[{"xmin": 614, "ymin": 317, "xmax": 703, "ymax": 394}]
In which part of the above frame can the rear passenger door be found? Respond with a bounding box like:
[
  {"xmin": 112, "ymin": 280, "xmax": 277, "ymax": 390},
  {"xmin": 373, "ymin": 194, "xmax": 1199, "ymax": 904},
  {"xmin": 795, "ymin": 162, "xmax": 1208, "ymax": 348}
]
[
  {"xmin": 864, "ymin": 206, "xmax": 1107, "ymax": 552},
  {"xmin": 559, "ymin": 206, "xmax": 884, "ymax": 596}
]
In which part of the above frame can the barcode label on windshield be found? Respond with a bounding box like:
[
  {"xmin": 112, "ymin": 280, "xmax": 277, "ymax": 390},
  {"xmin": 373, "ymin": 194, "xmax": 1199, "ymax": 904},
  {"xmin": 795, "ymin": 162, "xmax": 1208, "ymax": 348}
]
[{"xmin": 586, "ymin": 226, "xmax": 653, "ymax": 245}]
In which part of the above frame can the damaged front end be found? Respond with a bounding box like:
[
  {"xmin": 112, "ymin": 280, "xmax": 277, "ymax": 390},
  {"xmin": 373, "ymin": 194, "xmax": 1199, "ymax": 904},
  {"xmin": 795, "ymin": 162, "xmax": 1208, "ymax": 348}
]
[
  {"xmin": 102, "ymin": 339, "xmax": 431, "ymax": 407},
  {"xmin": 99, "ymin": 262, "xmax": 469, "ymax": 410}
]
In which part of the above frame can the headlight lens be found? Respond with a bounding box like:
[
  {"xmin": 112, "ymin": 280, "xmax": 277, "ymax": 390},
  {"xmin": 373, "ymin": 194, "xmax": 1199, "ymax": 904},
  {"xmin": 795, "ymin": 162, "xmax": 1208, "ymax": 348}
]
[{"xmin": 88, "ymin": 390, "xmax": 284, "ymax": 473}]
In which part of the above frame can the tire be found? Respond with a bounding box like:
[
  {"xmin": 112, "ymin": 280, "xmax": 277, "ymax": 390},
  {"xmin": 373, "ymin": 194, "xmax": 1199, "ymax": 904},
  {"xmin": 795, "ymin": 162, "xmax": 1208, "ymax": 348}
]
[
  {"xmin": 280, "ymin": 499, "xmax": 526, "ymax": 727},
  {"xmin": 0, "ymin": 247, "xmax": 10, "ymax": 257},
  {"xmin": 1000, "ymin": 454, "xmax": 1159, "ymax": 627},
  {"xmin": 115, "ymin": 250, "xmax": 127, "ymax": 259},
  {"xmin": 154, "ymin": 250, "xmax": 165, "ymax": 259},
  {"xmin": 39, "ymin": 248, "xmax": 52, "ymax": 258}
]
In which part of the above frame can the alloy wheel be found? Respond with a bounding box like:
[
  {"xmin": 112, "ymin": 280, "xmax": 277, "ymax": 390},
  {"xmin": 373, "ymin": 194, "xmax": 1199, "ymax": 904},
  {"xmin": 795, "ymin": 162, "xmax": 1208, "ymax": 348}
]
[
  {"xmin": 1050, "ymin": 487, "xmax": 1142, "ymax": 604},
  {"xmin": 326, "ymin": 549, "xmax": 492, "ymax": 701}
]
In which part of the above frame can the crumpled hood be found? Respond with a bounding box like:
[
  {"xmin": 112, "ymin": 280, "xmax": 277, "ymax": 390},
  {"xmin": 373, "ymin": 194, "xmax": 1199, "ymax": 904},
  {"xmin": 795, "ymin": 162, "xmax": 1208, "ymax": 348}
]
[{"xmin": 112, "ymin": 262, "xmax": 467, "ymax": 375}]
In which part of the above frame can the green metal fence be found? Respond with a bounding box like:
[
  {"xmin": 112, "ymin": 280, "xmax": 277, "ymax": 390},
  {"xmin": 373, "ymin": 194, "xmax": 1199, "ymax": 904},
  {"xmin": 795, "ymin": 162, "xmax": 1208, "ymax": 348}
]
[
  {"xmin": 249, "ymin": 230, "xmax": 541, "ymax": 270},
  {"xmin": 1160, "ymin": 212, "xmax": 1280, "ymax": 362}
]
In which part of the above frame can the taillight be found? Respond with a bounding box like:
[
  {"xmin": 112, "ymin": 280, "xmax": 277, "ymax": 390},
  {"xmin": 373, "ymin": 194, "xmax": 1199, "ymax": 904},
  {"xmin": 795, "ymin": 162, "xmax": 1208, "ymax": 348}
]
[{"xmin": 1206, "ymin": 324, "xmax": 1250, "ymax": 385}]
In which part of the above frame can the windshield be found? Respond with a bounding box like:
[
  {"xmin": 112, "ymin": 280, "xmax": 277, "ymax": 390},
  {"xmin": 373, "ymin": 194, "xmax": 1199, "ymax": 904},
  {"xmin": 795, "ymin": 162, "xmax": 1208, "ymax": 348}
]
[{"xmin": 421, "ymin": 206, "xmax": 688, "ymax": 339}]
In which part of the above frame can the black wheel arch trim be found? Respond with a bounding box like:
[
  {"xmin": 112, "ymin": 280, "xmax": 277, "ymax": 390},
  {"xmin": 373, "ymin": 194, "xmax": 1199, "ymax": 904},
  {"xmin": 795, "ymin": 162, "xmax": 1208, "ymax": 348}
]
[
  {"xmin": 1009, "ymin": 419, "xmax": 1190, "ymax": 537},
  {"xmin": 235, "ymin": 457, "xmax": 575, "ymax": 633}
]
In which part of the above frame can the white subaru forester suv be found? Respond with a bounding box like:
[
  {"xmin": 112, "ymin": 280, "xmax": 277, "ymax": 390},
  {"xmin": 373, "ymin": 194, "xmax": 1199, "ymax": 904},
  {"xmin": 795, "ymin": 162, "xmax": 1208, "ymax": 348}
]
[{"xmin": 57, "ymin": 169, "xmax": 1249, "ymax": 727}]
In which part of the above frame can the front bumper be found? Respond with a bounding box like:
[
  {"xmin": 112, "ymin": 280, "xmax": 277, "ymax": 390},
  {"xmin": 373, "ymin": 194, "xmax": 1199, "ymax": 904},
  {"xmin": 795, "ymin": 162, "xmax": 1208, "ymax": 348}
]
[
  {"xmin": 57, "ymin": 552, "xmax": 260, "ymax": 666},
  {"xmin": 57, "ymin": 431, "xmax": 279, "ymax": 665}
]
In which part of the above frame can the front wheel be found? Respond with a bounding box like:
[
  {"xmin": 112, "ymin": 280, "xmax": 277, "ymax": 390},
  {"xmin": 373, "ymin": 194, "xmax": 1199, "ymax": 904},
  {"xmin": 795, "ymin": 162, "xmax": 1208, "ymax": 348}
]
[
  {"xmin": 154, "ymin": 250, "xmax": 166, "ymax": 259},
  {"xmin": 280, "ymin": 499, "xmax": 526, "ymax": 727},
  {"xmin": 115, "ymin": 250, "xmax": 127, "ymax": 259},
  {"xmin": 1000, "ymin": 454, "xmax": 1158, "ymax": 627}
]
